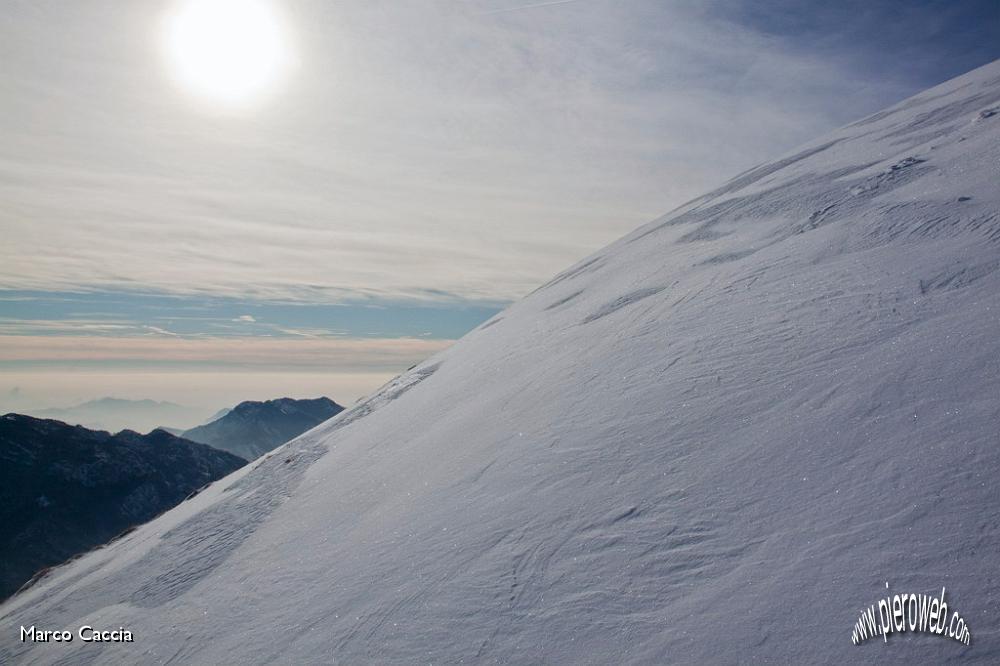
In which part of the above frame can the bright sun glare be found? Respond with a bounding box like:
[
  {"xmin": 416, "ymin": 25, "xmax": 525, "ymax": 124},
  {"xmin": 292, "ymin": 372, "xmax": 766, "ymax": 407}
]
[{"xmin": 162, "ymin": 0, "xmax": 292, "ymax": 108}]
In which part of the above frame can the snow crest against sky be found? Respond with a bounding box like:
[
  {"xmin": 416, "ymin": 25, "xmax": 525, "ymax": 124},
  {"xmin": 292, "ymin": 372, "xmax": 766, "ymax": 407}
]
[{"xmin": 1, "ymin": 0, "xmax": 998, "ymax": 413}]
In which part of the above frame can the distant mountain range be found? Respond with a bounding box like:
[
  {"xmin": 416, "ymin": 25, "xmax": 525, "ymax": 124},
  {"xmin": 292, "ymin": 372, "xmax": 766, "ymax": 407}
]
[
  {"xmin": 182, "ymin": 397, "xmax": 344, "ymax": 460},
  {"xmin": 34, "ymin": 398, "xmax": 208, "ymax": 434},
  {"xmin": 0, "ymin": 396, "xmax": 344, "ymax": 601},
  {"xmin": 0, "ymin": 396, "xmax": 346, "ymax": 601},
  {"xmin": 0, "ymin": 414, "xmax": 245, "ymax": 601}
]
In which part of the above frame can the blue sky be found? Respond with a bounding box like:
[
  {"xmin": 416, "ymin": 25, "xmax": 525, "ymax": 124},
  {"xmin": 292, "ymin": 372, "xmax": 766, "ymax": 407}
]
[
  {"xmin": 1, "ymin": 0, "xmax": 997, "ymax": 416},
  {"xmin": 0, "ymin": 290, "xmax": 499, "ymax": 340}
]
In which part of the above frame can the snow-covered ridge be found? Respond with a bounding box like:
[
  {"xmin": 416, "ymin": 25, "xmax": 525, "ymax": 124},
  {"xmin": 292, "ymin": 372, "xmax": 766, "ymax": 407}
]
[{"xmin": 3, "ymin": 59, "xmax": 1000, "ymax": 664}]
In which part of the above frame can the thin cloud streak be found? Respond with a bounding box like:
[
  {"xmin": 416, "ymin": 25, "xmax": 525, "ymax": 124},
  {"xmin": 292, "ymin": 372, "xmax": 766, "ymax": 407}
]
[
  {"xmin": 480, "ymin": 0, "xmax": 590, "ymax": 15},
  {"xmin": 0, "ymin": 335, "xmax": 451, "ymax": 372}
]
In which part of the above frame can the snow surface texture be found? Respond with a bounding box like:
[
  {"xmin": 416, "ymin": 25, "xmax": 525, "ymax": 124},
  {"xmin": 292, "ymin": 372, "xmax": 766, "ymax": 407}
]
[{"xmin": 3, "ymin": 61, "xmax": 1000, "ymax": 665}]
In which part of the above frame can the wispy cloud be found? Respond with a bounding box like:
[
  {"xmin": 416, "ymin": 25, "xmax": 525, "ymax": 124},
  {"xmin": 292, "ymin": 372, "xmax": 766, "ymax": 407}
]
[
  {"xmin": 480, "ymin": 0, "xmax": 590, "ymax": 15},
  {"xmin": 143, "ymin": 325, "xmax": 179, "ymax": 337},
  {"xmin": 0, "ymin": 1, "xmax": 940, "ymax": 304},
  {"xmin": 0, "ymin": 335, "xmax": 450, "ymax": 372},
  {"xmin": 0, "ymin": 319, "xmax": 142, "ymax": 336}
]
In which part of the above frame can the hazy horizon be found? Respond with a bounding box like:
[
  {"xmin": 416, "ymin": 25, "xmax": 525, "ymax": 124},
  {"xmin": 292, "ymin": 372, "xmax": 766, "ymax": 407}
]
[{"xmin": 1, "ymin": 371, "xmax": 395, "ymax": 431}]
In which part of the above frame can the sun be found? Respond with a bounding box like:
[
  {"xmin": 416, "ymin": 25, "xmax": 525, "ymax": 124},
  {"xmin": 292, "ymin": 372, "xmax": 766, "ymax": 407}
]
[{"xmin": 161, "ymin": 0, "xmax": 293, "ymax": 108}]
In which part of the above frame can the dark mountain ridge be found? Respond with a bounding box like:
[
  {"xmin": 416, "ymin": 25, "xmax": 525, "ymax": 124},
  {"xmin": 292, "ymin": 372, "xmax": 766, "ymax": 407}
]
[
  {"xmin": 0, "ymin": 414, "xmax": 245, "ymax": 601},
  {"xmin": 181, "ymin": 396, "xmax": 344, "ymax": 460}
]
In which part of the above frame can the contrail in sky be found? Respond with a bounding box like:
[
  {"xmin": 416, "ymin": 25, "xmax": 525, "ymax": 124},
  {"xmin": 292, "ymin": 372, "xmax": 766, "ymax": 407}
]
[{"xmin": 480, "ymin": 0, "xmax": 589, "ymax": 15}]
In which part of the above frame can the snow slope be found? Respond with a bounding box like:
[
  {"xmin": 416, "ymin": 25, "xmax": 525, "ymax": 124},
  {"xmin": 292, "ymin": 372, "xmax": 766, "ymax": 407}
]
[{"xmin": 3, "ymin": 60, "xmax": 1000, "ymax": 665}]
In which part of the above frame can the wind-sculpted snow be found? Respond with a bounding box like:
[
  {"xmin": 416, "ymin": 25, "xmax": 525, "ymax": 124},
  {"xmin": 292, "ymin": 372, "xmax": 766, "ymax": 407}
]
[
  {"xmin": 4, "ymin": 60, "xmax": 1000, "ymax": 665},
  {"xmin": 582, "ymin": 287, "xmax": 667, "ymax": 323},
  {"xmin": 544, "ymin": 289, "xmax": 584, "ymax": 311}
]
